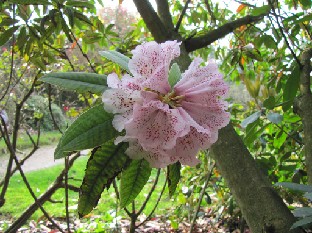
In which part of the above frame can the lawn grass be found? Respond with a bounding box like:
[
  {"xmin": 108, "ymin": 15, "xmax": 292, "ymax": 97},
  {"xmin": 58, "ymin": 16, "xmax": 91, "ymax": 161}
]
[
  {"xmin": 0, "ymin": 131, "xmax": 62, "ymax": 155},
  {"xmin": 0, "ymin": 155, "xmax": 172, "ymax": 226}
]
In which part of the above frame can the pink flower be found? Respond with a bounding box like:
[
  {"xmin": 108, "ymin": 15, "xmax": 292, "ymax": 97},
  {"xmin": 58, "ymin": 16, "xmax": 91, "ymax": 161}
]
[{"xmin": 102, "ymin": 41, "xmax": 230, "ymax": 168}]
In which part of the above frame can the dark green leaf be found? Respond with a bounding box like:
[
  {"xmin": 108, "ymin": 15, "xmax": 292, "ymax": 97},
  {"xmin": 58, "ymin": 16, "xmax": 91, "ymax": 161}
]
[
  {"xmin": 99, "ymin": 50, "xmax": 130, "ymax": 73},
  {"xmin": 167, "ymin": 162, "xmax": 181, "ymax": 197},
  {"xmin": 0, "ymin": 26, "xmax": 19, "ymax": 46},
  {"xmin": 291, "ymin": 216, "xmax": 312, "ymax": 229},
  {"xmin": 275, "ymin": 182, "xmax": 312, "ymax": 193},
  {"xmin": 168, "ymin": 63, "xmax": 181, "ymax": 88},
  {"xmin": 283, "ymin": 65, "xmax": 300, "ymax": 111},
  {"xmin": 55, "ymin": 105, "xmax": 118, "ymax": 159},
  {"xmin": 41, "ymin": 72, "xmax": 107, "ymax": 95},
  {"xmin": 78, "ymin": 141, "xmax": 129, "ymax": 217},
  {"xmin": 263, "ymin": 96, "xmax": 276, "ymax": 110},
  {"xmin": 120, "ymin": 159, "xmax": 152, "ymax": 208}
]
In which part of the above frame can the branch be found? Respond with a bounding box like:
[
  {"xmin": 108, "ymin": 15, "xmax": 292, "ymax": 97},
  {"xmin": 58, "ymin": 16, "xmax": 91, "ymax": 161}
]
[
  {"xmin": 155, "ymin": 0, "xmax": 174, "ymax": 30},
  {"xmin": 294, "ymin": 48, "xmax": 312, "ymax": 184},
  {"xmin": 175, "ymin": 0, "xmax": 191, "ymax": 32},
  {"xmin": 184, "ymin": 13, "xmax": 266, "ymax": 52},
  {"xmin": 204, "ymin": 0, "xmax": 216, "ymax": 25},
  {"xmin": 133, "ymin": 0, "xmax": 171, "ymax": 42},
  {"xmin": 137, "ymin": 169, "xmax": 161, "ymax": 216},
  {"xmin": 4, "ymin": 153, "xmax": 81, "ymax": 233}
]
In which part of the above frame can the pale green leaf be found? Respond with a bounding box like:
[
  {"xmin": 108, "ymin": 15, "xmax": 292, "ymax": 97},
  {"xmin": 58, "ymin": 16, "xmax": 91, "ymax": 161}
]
[
  {"xmin": 120, "ymin": 159, "xmax": 152, "ymax": 208},
  {"xmin": 168, "ymin": 63, "xmax": 181, "ymax": 88},
  {"xmin": 99, "ymin": 50, "xmax": 130, "ymax": 73}
]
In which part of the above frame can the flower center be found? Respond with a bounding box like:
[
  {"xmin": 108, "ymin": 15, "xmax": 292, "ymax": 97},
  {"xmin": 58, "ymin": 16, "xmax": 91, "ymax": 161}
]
[
  {"xmin": 159, "ymin": 91, "xmax": 184, "ymax": 109},
  {"xmin": 144, "ymin": 88, "xmax": 184, "ymax": 108}
]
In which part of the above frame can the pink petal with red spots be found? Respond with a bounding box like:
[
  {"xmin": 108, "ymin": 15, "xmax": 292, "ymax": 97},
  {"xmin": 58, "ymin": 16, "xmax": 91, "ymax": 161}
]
[{"xmin": 124, "ymin": 101, "xmax": 189, "ymax": 150}]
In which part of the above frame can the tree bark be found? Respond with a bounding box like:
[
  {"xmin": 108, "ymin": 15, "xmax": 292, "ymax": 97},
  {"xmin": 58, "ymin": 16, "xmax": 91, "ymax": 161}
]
[
  {"xmin": 133, "ymin": 1, "xmax": 301, "ymax": 232},
  {"xmin": 294, "ymin": 48, "xmax": 312, "ymax": 183},
  {"xmin": 210, "ymin": 124, "xmax": 300, "ymax": 233}
]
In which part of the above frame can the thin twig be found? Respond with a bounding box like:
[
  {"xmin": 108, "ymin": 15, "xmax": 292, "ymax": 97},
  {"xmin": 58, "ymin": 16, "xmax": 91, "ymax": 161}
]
[
  {"xmin": 64, "ymin": 156, "xmax": 71, "ymax": 233},
  {"xmin": 0, "ymin": 118, "xmax": 65, "ymax": 233},
  {"xmin": 204, "ymin": 0, "xmax": 216, "ymax": 25},
  {"xmin": 4, "ymin": 153, "xmax": 81, "ymax": 233},
  {"xmin": 268, "ymin": 0, "xmax": 302, "ymax": 67},
  {"xmin": 137, "ymin": 176, "xmax": 167, "ymax": 227},
  {"xmin": 0, "ymin": 4, "xmax": 15, "ymax": 102},
  {"xmin": 189, "ymin": 161, "xmax": 216, "ymax": 233},
  {"xmin": 48, "ymin": 84, "xmax": 63, "ymax": 134},
  {"xmin": 175, "ymin": 0, "xmax": 191, "ymax": 32},
  {"xmin": 137, "ymin": 169, "xmax": 161, "ymax": 216}
]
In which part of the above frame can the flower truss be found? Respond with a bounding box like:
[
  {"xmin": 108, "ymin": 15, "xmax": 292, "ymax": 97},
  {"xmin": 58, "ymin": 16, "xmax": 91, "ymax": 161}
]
[{"xmin": 102, "ymin": 41, "xmax": 230, "ymax": 168}]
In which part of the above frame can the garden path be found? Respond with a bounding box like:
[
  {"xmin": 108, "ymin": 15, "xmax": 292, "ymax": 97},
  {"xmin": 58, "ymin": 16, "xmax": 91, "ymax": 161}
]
[{"xmin": 0, "ymin": 146, "xmax": 62, "ymax": 178}]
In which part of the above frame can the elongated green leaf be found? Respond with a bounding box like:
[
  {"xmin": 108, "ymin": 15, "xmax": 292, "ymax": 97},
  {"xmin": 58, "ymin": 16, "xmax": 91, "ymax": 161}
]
[
  {"xmin": 283, "ymin": 65, "xmax": 300, "ymax": 111},
  {"xmin": 7, "ymin": 0, "xmax": 50, "ymax": 4},
  {"xmin": 55, "ymin": 105, "xmax": 118, "ymax": 159},
  {"xmin": 120, "ymin": 159, "xmax": 152, "ymax": 208},
  {"xmin": 41, "ymin": 72, "xmax": 107, "ymax": 95},
  {"xmin": 241, "ymin": 111, "xmax": 261, "ymax": 128},
  {"xmin": 293, "ymin": 207, "xmax": 312, "ymax": 218},
  {"xmin": 168, "ymin": 63, "xmax": 181, "ymax": 88},
  {"xmin": 275, "ymin": 182, "xmax": 312, "ymax": 193},
  {"xmin": 0, "ymin": 26, "xmax": 19, "ymax": 46},
  {"xmin": 167, "ymin": 162, "xmax": 181, "ymax": 197},
  {"xmin": 291, "ymin": 216, "xmax": 312, "ymax": 229},
  {"xmin": 78, "ymin": 141, "xmax": 129, "ymax": 217},
  {"xmin": 99, "ymin": 50, "xmax": 130, "ymax": 73}
]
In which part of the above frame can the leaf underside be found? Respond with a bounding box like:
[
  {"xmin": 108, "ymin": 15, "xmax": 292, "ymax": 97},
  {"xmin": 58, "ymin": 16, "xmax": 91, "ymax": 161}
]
[
  {"xmin": 78, "ymin": 141, "xmax": 129, "ymax": 217},
  {"xmin": 41, "ymin": 72, "xmax": 107, "ymax": 95},
  {"xmin": 99, "ymin": 50, "xmax": 130, "ymax": 73}
]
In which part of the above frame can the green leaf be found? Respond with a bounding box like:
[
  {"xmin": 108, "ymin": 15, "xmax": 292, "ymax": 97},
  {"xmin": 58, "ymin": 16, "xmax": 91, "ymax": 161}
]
[
  {"xmin": 41, "ymin": 72, "xmax": 107, "ymax": 95},
  {"xmin": 167, "ymin": 162, "xmax": 181, "ymax": 197},
  {"xmin": 66, "ymin": 0, "xmax": 95, "ymax": 9},
  {"xmin": 99, "ymin": 50, "xmax": 130, "ymax": 73},
  {"xmin": 273, "ymin": 130, "xmax": 287, "ymax": 149},
  {"xmin": 275, "ymin": 182, "xmax": 312, "ymax": 193},
  {"xmin": 78, "ymin": 141, "xmax": 129, "ymax": 217},
  {"xmin": 168, "ymin": 63, "xmax": 181, "ymax": 88},
  {"xmin": 8, "ymin": 0, "xmax": 50, "ymax": 4},
  {"xmin": 283, "ymin": 65, "xmax": 300, "ymax": 111},
  {"xmin": 251, "ymin": 5, "xmax": 270, "ymax": 16},
  {"xmin": 255, "ymin": 35, "xmax": 276, "ymax": 49},
  {"xmin": 263, "ymin": 96, "xmax": 276, "ymax": 110},
  {"xmin": 55, "ymin": 105, "xmax": 118, "ymax": 159},
  {"xmin": 120, "ymin": 159, "xmax": 152, "ymax": 208},
  {"xmin": 291, "ymin": 216, "xmax": 312, "ymax": 230},
  {"xmin": 267, "ymin": 112, "xmax": 283, "ymax": 124},
  {"xmin": 0, "ymin": 26, "xmax": 19, "ymax": 46},
  {"xmin": 241, "ymin": 111, "xmax": 261, "ymax": 128},
  {"xmin": 293, "ymin": 207, "xmax": 312, "ymax": 218}
]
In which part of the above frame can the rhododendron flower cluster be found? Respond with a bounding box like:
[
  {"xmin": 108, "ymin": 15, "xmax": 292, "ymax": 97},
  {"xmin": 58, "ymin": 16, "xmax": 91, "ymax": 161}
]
[{"xmin": 102, "ymin": 41, "xmax": 230, "ymax": 168}]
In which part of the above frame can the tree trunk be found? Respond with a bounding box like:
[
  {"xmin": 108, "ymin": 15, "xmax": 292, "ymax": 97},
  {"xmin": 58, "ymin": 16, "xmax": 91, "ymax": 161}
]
[
  {"xmin": 295, "ymin": 48, "xmax": 312, "ymax": 183},
  {"xmin": 210, "ymin": 124, "xmax": 300, "ymax": 233}
]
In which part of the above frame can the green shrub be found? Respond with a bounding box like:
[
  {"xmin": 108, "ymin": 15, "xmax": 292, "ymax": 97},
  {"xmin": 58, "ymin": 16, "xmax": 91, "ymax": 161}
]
[{"xmin": 24, "ymin": 95, "xmax": 67, "ymax": 131}]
